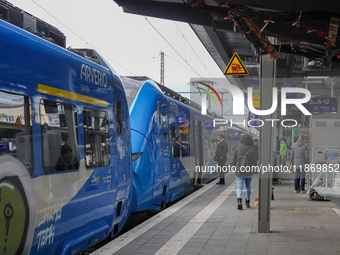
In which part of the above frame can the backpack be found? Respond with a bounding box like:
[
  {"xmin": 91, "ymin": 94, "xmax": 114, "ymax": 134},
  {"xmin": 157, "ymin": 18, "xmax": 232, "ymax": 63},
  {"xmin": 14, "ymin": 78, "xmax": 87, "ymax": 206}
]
[
  {"xmin": 60, "ymin": 155, "xmax": 76, "ymax": 171},
  {"xmin": 235, "ymin": 147, "xmax": 253, "ymax": 170}
]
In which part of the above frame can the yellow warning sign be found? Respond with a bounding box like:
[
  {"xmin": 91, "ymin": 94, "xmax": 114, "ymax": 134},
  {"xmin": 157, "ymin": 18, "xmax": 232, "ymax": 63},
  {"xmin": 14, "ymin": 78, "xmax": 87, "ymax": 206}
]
[
  {"xmin": 253, "ymin": 93, "xmax": 260, "ymax": 100},
  {"xmin": 252, "ymin": 93, "xmax": 260, "ymax": 109},
  {"xmin": 14, "ymin": 116, "xmax": 23, "ymax": 130},
  {"xmin": 223, "ymin": 53, "xmax": 249, "ymax": 76}
]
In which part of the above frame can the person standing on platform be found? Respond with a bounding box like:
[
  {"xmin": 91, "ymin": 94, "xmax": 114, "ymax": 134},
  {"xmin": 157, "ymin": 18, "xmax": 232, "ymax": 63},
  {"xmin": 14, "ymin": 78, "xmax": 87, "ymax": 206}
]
[
  {"xmin": 291, "ymin": 134, "xmax": 309, "ymax": 193},
  {"xmin": 274, "ymin": 137, "xmax": 280, "ymax": 166},
  {"xmin": 280, "ymin": 138, "xmax": 288, "ymax": 166},
  {"xmin": 215, "ymin": 134, "xmax": 228, "ymax": 185},
  {"xmin": 253, "ymin": 137, "xmax": 259, "ymax": 169},
  {"xmin": 173, "ymin": 136, "xmax": 181, "ymax": 158},
  {"xmin": 232, "ymin": 134, "xmax": 258, "ymax": 210}
]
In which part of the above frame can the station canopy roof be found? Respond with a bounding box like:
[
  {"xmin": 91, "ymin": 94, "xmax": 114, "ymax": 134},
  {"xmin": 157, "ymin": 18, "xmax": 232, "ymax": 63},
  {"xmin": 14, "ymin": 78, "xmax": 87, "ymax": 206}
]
[{"xmin": 113, "ymin": 0, "xmax": 340, "ymax": 112}]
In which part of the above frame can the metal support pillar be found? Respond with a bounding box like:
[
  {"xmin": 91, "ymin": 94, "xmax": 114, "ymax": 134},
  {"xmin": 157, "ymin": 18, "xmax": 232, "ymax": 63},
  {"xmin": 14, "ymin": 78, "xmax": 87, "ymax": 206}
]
[
  {"xmin": 272, "ymin": 110, "xmax": 279, "ymax": 179},
  {"xmin": 160, "ymin": 51, "xmax": 164, "ymax": 85},
  {"xmin": 258, "ymin": 54, "xmax": 275, "ymax": 233}
]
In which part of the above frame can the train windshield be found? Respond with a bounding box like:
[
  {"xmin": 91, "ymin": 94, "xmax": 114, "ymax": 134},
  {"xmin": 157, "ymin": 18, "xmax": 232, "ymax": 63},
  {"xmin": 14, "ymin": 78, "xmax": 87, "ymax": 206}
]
[{"xmin": 120, "ymin": 76, "xmax": 143, "ymax": 108}]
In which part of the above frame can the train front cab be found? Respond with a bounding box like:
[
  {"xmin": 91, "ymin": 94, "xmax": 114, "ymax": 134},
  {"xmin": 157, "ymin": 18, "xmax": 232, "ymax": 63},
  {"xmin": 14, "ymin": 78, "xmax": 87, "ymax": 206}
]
[
  {"xmin": 125, "ymin": 78, "xmax": 221, "ymax": 213},
  {"xmin": 0, "ymin": 19, "xmax": 131, "ymax": 255},
  {"xmin": 128, "ymin": 80, "xmax": 170, "ymax": 213}
]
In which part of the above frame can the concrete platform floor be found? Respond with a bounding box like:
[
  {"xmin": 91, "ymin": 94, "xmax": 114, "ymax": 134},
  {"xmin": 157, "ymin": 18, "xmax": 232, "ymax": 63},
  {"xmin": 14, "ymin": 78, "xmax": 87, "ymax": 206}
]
[{"xmin": 93, "ymin": 173, "xmax": 340, "ymax": 255}]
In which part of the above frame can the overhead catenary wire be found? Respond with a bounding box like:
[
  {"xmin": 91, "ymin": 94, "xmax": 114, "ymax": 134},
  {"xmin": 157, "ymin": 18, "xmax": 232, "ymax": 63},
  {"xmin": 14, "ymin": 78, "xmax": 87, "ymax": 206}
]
[
  {"xmin": 164, "ymin": 53, "xmax": 200, "ymax": 73},
  {"xmin": 144, "ymin": 16, "xmax": 203, "ymax": 79},
  {"xmin": 173, "ymin": 22, "xmax": 218, "ymax": 81},
  {"xmin": 30, "ymin": 0, "xmax": 135, "ymax": 75}
]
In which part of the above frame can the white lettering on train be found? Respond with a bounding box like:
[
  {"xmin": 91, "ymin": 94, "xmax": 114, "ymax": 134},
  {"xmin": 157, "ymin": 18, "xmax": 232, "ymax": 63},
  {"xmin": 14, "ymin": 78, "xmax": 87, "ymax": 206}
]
[
  {"xmin": 37, "ymin": 224, "xmax": 55, "ymax": 250},
  {"xmin": 36, "ymin": 202, "xmax": 65, "ymax": 250},
  {"xmin": 38, "ymin": 202, "xmax": 65, "ymax": 226},
  {"xmin": 80, "ymin": 64, "xmax": 107, "ymax": 88}
]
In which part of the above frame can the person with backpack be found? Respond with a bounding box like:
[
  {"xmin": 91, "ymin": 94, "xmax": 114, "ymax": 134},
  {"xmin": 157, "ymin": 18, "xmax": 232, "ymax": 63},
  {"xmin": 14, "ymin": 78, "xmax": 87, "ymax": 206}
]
[
  {"xmin": 55, "ymin": 144, "xmax": 79, "ymax": 171},
  {"xmin": 232, "ymin": 134, "xmax": 258, "ymax": 210},
  {"xmin": 215, "ymin": 134, "xmax": 228, "ymax": 185}
]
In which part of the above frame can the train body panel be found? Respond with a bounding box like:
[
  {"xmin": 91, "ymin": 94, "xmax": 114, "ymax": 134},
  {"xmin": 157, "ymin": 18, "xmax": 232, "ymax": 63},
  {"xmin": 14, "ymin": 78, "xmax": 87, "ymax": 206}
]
[
  {"xmin": 129, "ymin": 81, "xmax": 169, "ymax": 212},
  {"xmin": 167, "ymin": 98, "xmax": 221, "ymax": 199},
  {"xmin": 0, "ymin": 19, "xmax": 132, "ymax": 255},
  {"xmin": 167, "ymin": 98, "xmax": 194, "ymax": 202},
  {"xmin": 127, "ymin": 79, "xmax": 220, "ymax": 213}
]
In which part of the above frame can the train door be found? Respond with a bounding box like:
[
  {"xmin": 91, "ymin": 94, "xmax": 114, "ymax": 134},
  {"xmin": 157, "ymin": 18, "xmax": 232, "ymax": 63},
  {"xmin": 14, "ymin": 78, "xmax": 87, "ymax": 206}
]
[
  {"xmin": 151, "ymin": 104, "xmax": 169, "ymax": 209},
  {"xmin": 115, "ymin": 98, "xmax": 127, "ymax": 200},
  {"xmin": 160, "ymin": 104, "xmax": 170, "ymax": 184},
  {"xmin": 194, "ymin": 120, "xmax": 204, "ymax": 186}
]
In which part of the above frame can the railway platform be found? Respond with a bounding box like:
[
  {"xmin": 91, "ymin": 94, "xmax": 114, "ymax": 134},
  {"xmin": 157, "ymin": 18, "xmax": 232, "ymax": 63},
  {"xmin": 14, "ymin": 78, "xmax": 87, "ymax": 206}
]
[{"xmin": 93, "ymin": 173, "xmax": 340, "ymax": 255}]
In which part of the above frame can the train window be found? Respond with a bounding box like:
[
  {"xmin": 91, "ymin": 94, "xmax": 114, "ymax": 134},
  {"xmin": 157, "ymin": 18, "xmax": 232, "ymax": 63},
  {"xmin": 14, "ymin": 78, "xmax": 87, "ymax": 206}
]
[
  {"xmin": 161, "ymin": 113, "xmax": 167, "ymax": 138},
  {"xmin": 40, "ymin": 99, "xmax": 79, "ymax": 173},
  {"xmin": 83, "ymin": 109, "xmax": 110, "ymax": 168},
  {"xmin": 171, "ymin": 125, "xmax": 180, "ymax": 158},
  {"xmin": 116, "ymin": 99, "xmax": 123, "ymax": 136},
  {"xmin": 0, "ymin": 91, "xmax": 34, "ymax": 175},
  {"xmin": 180, "ymin": 127, "xmax": 189, "ymax": 157},
  {"xmin": 189, "ymin": 126, "xmax": 195, "ymax": 156}
]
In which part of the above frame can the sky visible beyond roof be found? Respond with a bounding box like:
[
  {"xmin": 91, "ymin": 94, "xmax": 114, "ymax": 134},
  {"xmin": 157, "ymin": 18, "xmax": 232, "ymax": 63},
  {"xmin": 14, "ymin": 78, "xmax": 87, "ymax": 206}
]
[{"xmin": 8, "ymin": 0, "xmax": 227, "ymax": 94}]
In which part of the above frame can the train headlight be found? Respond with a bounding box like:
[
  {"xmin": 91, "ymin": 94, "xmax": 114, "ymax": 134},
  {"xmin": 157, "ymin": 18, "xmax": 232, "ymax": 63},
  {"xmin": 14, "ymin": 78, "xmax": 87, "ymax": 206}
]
[{"xmin": 132, "ymin": 152, "xmax": 143, "ymax": 162}]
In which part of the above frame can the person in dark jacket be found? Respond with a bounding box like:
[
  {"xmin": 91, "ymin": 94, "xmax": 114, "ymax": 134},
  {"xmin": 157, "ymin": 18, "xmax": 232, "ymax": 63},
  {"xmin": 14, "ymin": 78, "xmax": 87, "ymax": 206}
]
[
  {"xmin": 291, "ymin": 134, "xmax": 309, "ymax": 193},
  {"xmin": 55, "ymin": 144, "xmax": 79, "ymax": 171},
  {"xmin": 232, "ymin": 134, "xmax": 258, "ymax": 209},
  {"xmin": 215, "ymin": 134, "xmax": 228, "ymax": 185},
  {"xmin": 253, "ymin": 137, "xmax": 259, "ymax": 167},
  {"xmin": 173, "ymin": 136, "xmax": 181, "ymax": 158}
]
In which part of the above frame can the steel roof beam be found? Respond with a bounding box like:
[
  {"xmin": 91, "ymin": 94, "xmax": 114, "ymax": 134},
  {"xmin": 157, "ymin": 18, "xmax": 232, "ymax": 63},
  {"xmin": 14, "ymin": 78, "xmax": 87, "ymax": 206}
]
[
  {"xmin": 114, "ymin": 0, "xmax": 235, "ymax": 30},
  {"xmin": 215, "ymin": 0, "xmax": 340, "ymax": 15}
]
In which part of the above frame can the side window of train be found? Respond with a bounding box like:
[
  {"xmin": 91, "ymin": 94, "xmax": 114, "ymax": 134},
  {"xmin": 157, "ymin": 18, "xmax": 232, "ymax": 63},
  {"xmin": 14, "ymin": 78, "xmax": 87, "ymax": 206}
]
[
  {"xmin": 0, "ymin": 91, "xmax": 34, "ymax": 175},
  {"xmin": 180, "ymin": 127, "xmax": 190, "ymax": 157},
  {"xmin": 171, "ymin": 125, "xmax": 180, "ymax": 158},
  {"xmin": 161, "ymin": 113, "xmax": 167, "ymax": 139},
  {"xmin": 116, "ymin": 99, "xmax": 123, "ymax": 136},
  {"xmin": 83, "ymin": 109, "xmax": 110, "ymax": 168},
  {"xmin": 40, "ymin": 99, "xmax": 79, "ymax": 173},
  {"xmin": 189, "ymin": 126, "xmax": 195, "ymax": 156}
]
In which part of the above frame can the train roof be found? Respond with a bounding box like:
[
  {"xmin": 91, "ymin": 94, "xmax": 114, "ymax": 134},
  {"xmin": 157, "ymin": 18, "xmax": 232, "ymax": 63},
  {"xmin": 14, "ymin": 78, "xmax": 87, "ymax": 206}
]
[
  {"xmin": 0, "ymin": 0, "xmax": 66, "ymax": 47},
  {"xmin": 121, "ymin": 76, "xmax": 220, "ymax": 118},
  {"xmin": 121, "ymin": 76, "xmax": 258, "ymax": 137}
]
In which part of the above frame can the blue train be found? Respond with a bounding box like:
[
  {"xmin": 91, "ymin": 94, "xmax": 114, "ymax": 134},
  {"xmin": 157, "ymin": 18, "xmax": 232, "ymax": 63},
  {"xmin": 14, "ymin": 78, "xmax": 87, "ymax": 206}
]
[
  {"xmin": 0, "ymin": 13, "xmax": 257, "ymax": 255},
  {"xmin": 0, "ymin": 19, "xmax": 132, "ymax": 255},
  {"xmin": 121, "ymin": 77, "xmax": 219, "ymax": 213},
  {"xmin": 121, "ymin": 76, "xmax": 256, "ymax": 213}
]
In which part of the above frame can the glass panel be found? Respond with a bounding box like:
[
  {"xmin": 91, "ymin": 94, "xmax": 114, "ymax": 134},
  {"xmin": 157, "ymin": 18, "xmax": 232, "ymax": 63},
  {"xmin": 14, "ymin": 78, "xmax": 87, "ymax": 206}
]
[
  {"xmin": 0, "ymin": 91, "xmax": 33, "ymax": 174},
  {"xmin": 116, "ymin": 100, "xmax": 123, "ymax": 136},
  {"xmin": 161, "ymin": 113, "xmax": 167, "ymax": 139},
  {"xmin": 171, "ymin": 125, "xmax": 180, "ymax": 158},
  {"xmin": 83, "ymin": 109, "xmax": 110, "ymax": 168},
  {"xmin": 40, "ymin": 99, "xmax": 79, "ymax": 173},
  {"xmin": 120, "ymin": 76, "xmax": 143, "ymax": 108},
  {"xmin": 180, "ymin": 127, "xmax": 189, "ymax": 157}
]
